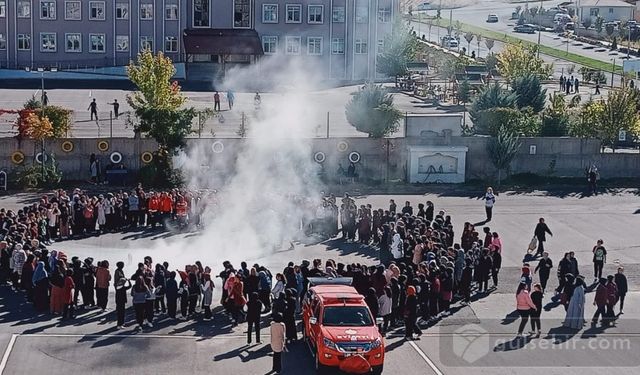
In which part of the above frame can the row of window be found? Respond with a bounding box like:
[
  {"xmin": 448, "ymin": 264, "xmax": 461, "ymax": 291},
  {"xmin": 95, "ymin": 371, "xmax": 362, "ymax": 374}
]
[
  {"xmin": 260, "ymin": 4, "xmax": 391, "ymax": 25},
  {"xmin": 262, "ymin": 36, "xmax": 376, "ymax": 55},
  {"xmin": 0, "ymin": 1, "xmax": 392, "ymax": 24},
  {"xmin": 0, "ymin": 33, "xmax": 178, "ymax": 53},
  {"xmin": 0, "ymin": 1, "xmax": 179, "ymax": 21}
]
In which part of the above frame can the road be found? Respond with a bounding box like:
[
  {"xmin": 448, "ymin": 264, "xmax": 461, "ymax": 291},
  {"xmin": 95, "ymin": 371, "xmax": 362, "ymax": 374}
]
[{"xmin": 0, "ymin": 192, "xmax": 639, "ymax": 374}]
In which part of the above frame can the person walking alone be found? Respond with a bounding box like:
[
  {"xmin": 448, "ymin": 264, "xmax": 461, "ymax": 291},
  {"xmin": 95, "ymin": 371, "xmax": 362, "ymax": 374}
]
[
  {"xmin": 534, "ymin": 218, "xmax": 552, "ymax": 257},
  {"xmin": 592, "ymin": 239, "xmax": 607, "ymax": 282},
  {"xmin": 213, "ymin": 91, "xmax": 221, "ymax": 112},
  {"xmin": 227, "ymin": 89, "xmax": 235, "ymax": 110},
  {"xmin": 270, "ymin": 312, "xmax": 286, "ymax": 374},
  {"xmin": 516, "ymin": 282, "xmax": 537, "ymax": 336},
  {"xmin": 88, "ymin": 99, "xmax": 98, "ymax": 121},
  {"xmin": 483, "ymin": 187, "xmax": 496, "ymax": 222}
]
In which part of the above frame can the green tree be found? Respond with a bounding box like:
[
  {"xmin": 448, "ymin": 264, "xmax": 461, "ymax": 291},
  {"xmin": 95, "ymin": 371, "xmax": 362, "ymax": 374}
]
[
  {"xmin": 595, "ymin": 16, "xmax": 604, "ymax": 34},
  {"xmin": 596, "ymin": 88, "xmax": 640, "ymax": 150},
  {"xmin": 475, "ymin": 107, "xmax": 540, "ymax": 136},
  {"xmin": 469, "ymin": 82, "xmax": 517, "ymax": 126},
  {"xmin": 485, "ymin": 52, "xmax": 498, "ymax": 71},
  {"xmin": 540, "ymin": 93, "xmax": 570, "ymax": 136},
  {"xmin": 497, "ymin": 42, "xmax": 553, "ymax": 81},
  {"xmin": 376, "ymin": 18, "xmax": 419, "ymax": 85},
  {"xmin": 487, "ymin": 125, "xmax": 521, "ymax": 185},
  {"xmin": 464, "ymin": 32, "xmax": 474, "ymax": 54},
  {"xmin": 582, "ymin": 18, "xmax": 592, "ymax": 30},
  {"xmin": 605, "ymin": 23, "xmax": 615, "ymax": 38},
  {"xmin": 511, "ymin": 73, "xmax": 547, "ymax": 113},
  {"xmin": 127, "ymin": 50, "xmax": 194, "ymax": 186},
  {"xmin": 485, "ymin": 38, "xmax": 495, "ymax": 53},
  {"xmin": 345, "ymin": 83, "xmax": 403, "ymax": 138},
  {"xmin": 569, "ymin": 99, "xmax": 603, "ymax": 138},
  {"xmin": 457, "ymin": 80, "xmax": 472, "ymax": 133}
]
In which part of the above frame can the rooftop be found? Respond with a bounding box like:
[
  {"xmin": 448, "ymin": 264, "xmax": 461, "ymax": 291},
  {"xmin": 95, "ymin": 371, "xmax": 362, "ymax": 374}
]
[{"xmin": 578, "ymin": 0, "xmax": 634, "ymax": 8}]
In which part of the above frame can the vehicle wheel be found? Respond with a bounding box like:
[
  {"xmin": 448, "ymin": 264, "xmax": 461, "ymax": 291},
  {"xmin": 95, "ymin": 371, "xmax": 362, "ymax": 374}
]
[
  {"xmin": 315, "ymin": 351, "xmax": 330, "ymax": 374},
  {"xmin": 372, "ymin": 365, "xmax": 384, "ymax": 375}
]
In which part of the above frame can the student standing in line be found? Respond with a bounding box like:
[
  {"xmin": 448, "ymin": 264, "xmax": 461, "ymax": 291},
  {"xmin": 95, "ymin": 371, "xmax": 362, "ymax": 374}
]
[
  {"xmin": 615, "ymin": 267, "xmax": 628, "ymax": 315},
  {"xmin": 529, "ymin": 284, "xmax": 543, "ymax": 337},
  {"xmin": 115, "ymin": 275, "xmax": 131, "ymax": 329},
  {"xmin": 246, "ymin": 292, "xmax": 263, "ymax": 345}
]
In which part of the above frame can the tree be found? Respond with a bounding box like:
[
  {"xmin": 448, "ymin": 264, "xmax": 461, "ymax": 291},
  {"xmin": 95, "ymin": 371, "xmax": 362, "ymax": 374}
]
[
  {"xmin": 595, "ymin": 16, "xmax": 604, "ymax": 34},
  {"xmin": 485, "ymin": 52, "xmax": 498, "ymax": 71},
  {"xmin": 487, "ymin": 125, "xmax": 521, "ymax": 185},
  {"xmin": 475, "ymin": 107, "xmax": 540, "ymax": 136},
  {"xmin": 464, "ymin": 32, "xmax": 474, "ymax": 54},
  {"xmin": 569, "ymin": 99, "xmax": 603, "ymax": 138},
  {"xmin": 469, "ymin": 82, "xmax": 517, "ymax": 127},
  {"xmin": 127, "ymin": 50, "xmax": 194, "ymax": 186},
  {"xmin": 345, "ymin": 83, "xmax": 403, "ymax": 138},
  {"xmin": 457, "ymin": 80, "xmax": 472, "ymax": 132},
  {"xmin": 485, "ymin": 38, "xmax": 495, "ymax": 53},
  {"xmin": 596, "ymin": 88, "xmax": 640, "ymax": 151},
  {"xmin": 511, "ymin": 73, "xmax": 547, "ymax": 113},
  {"xmin": 605, "ymin": 23, "xmax": 615, "ymax": 38},
  {"xmin": 377, "ymin": 18, "xmax": 419, "ymax": 85},
  {"xmin": 582, "ymin": 18, "xmax": 592, "ymax": 30},
  {"xmin": 476, "ymin": 34, "xmax": 482, "ymax": 58},
  {"xmin": 497, "ymin": 42, "xmax": 553, "ymax": 81},
  {"xmin": 540, "ymin": 93, "xmax": 570, "ymax": 136},
  {"xmin": 611, "ymin": 36, "xmax": 618, "ymax": 50}
]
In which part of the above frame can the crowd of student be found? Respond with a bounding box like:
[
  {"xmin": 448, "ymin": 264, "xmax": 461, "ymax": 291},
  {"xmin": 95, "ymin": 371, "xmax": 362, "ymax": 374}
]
[{"xmin": 1, "ymin": 193, "xmax": 631, "ymax": 372}]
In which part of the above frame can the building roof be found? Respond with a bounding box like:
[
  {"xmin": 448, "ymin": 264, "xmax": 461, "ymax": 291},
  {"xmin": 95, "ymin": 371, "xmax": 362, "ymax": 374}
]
[
  {"xmin": 578, "ymin": 0, "xmax": 634, "ymax": 8},
  {"xmin": 183, "ymin": 29, "xmax": 264, "ymax": 55}
]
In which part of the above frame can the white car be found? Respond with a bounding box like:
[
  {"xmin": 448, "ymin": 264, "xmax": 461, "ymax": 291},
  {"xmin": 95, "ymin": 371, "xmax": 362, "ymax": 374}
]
[{"xmin": 416, "ymin": 2, "xmax": 432, "ymax": 11}]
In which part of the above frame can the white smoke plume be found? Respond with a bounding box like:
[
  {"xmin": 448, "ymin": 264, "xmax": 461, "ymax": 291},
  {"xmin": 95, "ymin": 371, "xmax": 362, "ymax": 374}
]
[{"xmin": 154, "ymin": 56, "xmax": 328, "ymax": 268}]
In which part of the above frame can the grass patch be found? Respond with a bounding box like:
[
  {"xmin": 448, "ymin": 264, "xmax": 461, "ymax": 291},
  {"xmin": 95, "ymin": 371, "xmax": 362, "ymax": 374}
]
[{"xmin": 422, "ymin": 19, "xmax": 624, "ymax": 74}]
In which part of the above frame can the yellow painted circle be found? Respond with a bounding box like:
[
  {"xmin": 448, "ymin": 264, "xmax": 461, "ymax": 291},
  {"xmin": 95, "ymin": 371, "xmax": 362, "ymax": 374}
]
[
  {"xmin": 61, "ymin": 141, "xmax": 74, "ymax": 153},
  {"xmin": 11, "ymin": 151, "xmax": 25, "ymax": 165},
  {"xmin": 97, "ymin": 140, "xmax": 109, "ymax": 152},
  {"xmin": 141, "ymin": 152, "xmax": 153, "ymax": 164}
]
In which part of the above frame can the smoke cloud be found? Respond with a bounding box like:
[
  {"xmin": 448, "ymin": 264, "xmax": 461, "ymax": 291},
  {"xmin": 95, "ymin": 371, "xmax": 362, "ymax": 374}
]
[{"xmin": 153, "ymin": 55, "xmax": 328, "ymax": 269}]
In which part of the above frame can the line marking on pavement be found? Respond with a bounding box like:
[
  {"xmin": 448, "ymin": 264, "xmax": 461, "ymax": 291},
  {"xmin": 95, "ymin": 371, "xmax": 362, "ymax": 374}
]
[
  {"xmin": 0, "ymin": 334, "xmax": 18, "ymax": 375},
  {"xmin": 408, "ymin": 340, "xmax": 444, "ymax": 375},
  {"xmin": 20, "ymin": 333, "xmax": 247, "ymax": 339}
]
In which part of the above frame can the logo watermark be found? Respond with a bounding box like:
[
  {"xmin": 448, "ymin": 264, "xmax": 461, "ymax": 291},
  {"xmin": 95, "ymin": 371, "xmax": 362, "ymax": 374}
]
[{"xmin": 440, "ymin": 319, "xmax": 638, "ymax": 367}]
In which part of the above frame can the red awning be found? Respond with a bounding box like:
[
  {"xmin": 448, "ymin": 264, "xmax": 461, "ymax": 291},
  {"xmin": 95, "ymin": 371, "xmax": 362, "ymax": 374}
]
[{"xmin": 183, "ymin": 29, "xmax": 264, "ymax": 55}]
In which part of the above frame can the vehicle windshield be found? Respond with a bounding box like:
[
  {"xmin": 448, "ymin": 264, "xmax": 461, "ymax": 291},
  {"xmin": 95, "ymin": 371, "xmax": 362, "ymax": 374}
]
[{"xmin": 322, "ymin": 306, "xmax": 373, "ymax": 327}]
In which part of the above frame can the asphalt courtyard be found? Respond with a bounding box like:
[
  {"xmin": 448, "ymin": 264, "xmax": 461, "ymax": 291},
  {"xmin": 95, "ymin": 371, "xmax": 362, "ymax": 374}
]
[{"xmin": 0, "ymin": 191, "xmax": 639, "ymax": 374}]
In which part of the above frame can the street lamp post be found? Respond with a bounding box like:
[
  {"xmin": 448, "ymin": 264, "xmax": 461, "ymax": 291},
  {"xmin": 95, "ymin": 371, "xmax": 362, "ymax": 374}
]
[{"xmin": 536, "ymin": 0, "xmax": 543, "ymax": 58}]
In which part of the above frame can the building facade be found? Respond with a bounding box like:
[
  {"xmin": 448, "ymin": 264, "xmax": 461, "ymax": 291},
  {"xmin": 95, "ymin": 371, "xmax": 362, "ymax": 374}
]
[{"xmin": 0, "ymin": 0, "xmax": 399, "ymax": 81}]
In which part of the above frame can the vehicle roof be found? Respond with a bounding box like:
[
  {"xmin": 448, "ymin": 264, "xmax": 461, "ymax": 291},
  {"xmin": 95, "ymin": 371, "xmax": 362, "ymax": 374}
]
[{"xmin": 310, "ymin": 285, "xmax": 365, "ymax": 305}]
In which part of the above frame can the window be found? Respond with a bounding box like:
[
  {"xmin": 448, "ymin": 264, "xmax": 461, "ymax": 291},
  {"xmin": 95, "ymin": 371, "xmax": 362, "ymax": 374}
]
[
  {"xmin": 40, "ymin": 1, "xmax": 56, "ymax": 19},
  {"xmin": 262, "ymin": 36, "xmax": 277, "ymax": 54},
  {"xmin": 40, "ymin": 33, "xmax": 56, "ymax": 52},
  {"xmin": 116, "ymin": 3, "xmax": 129, "ymax": 19},
  {"xmin": 262, "ymin": 4, "xmax": 278, "ymax": 23},
  {"xmin": 331, "ymin": 38, "xmax": 344, "ymax": 54},
  {"xmin": 589, "ymin": 8, "xmax": 599, "ymax": 17},
  {"xmin": 0, "ymin": 34, "xmax": 6, "ymax": 50},
  {"xmin": 116, "ymin": 35, "xmax": 129, "ymax": 51},
  {"xmin": 307, "ymin": 37, "xmax": 322, "ymax": 55},
  {"xmin": 17, "ymin": 34, "xmax": 31, "ymax": 50},
  {"xmin": 193, "ymin": 0, "xmax": 209, "ymax": 27},
  {"xmin": 18, "ymin": 1, "xmax": 31, "ymax": 18},
  {"xmin": 234, "ymin": 0, "xmax": 250, "ymax": 28},
  {"xmin": 140, "ymin": 3, "xmax": 153, "ymax": 19},
  {"xmin": 332, "ymin": 7, "xmax": 345, "ymax": 23},
  {"xmin": 0, "ymin": 1, "xmax": 5, "ymax": 18},
  {"xmin": 65, "ymin": 1, "xmax": 81, "ymax": 20},
  {"xmin": 609, "ymin": 8, "xmax": 613, "ymax": 14},
  {"xmin": 323, "ymin": 306, "xmax": 374, "ymax": 327},
  {"xmin": 165, "ymin": 4, "xmax": 178, "ymax": 20},
  {"xmin": 377, "ymin": 39, "xmax": 385, "ymax": 53},
  {"xmin": 285, "ymin": 36, "xmax": 301, "ymax": 55},
  {"xmin": 286, "ymin": 4, "xmax": 301, "ymax": 23},
  {"xmin": 89, "ymin": 1, "xmax": 105, "ymax": 20},
  {"xmin": 140, "ymin": 36, "xmax": 153, "ymax": 51},
  {"xmin": 378, "ymin": 7, "xmax": 390, "ymax": 22},
  {"xmin": 308, "ymin": 5, "xmax": 323, "ymax": 24},
  {"xmin": 165, "ymin": 36, "xmax": 178, "ymax": 52},
  {"xmin": 65, "ymin": 33, "xmax": 81, "ymax": 52},
  {"xmin": 355, "ymin": 39, "xmax": 367, "ymax": 54},
  {"xmin": 89, "ymin": 33, "xmax": 105, "ymax": 52},
  {"xmin": 356, "ymin": 6, "xmax": 368, "ymax": 23}
]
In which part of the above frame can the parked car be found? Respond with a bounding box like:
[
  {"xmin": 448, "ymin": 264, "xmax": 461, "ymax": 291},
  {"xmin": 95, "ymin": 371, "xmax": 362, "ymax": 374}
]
[
  {"xmin": 554, "ymin": 13, "xmax": 572, "ymax": 22},
  {"xmin": 441, "ymin": 35, "xmax": 459, "ymax": 48},
  {"xmin": 514, "ymin": 24, "xmax": 536, "ymax": 33},
  {"xmin": 416, "ymin": 2, "xmax": 433, "ymax": 11},
  {"xmin": 487, "ymin": 14, "xmax": 499, "ymax": 23},
  {"xmin": 564, "ymin": 22, "xmax": 575, "ymax": 31}
]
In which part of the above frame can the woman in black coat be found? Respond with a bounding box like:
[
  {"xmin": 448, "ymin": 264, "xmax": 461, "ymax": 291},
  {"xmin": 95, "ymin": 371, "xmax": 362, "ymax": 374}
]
[
  {"xmin": 284, "ymin": 288, "xmax": 298, "ymax": 341},
  {"xmin": 246, "ymin": 292, "xmax": 263, "ymax": 344}
]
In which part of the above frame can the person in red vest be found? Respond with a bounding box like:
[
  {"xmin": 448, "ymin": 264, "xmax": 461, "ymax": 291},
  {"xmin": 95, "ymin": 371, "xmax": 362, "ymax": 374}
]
[
  {"xmin": 160, "ymin": 192, "xmax": 173, "ymax": 227},
  {"xmin": 148, "ymin": 192, "xmax": 160, "ymax": 228},
  {"xmin": 176, "ymin": 196, "xmax": 188, "ymax": 227}
]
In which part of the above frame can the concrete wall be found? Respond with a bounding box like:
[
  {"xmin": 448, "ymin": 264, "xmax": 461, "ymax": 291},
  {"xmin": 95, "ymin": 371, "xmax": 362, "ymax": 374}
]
[{"xmin": 0, "ymin": 136, "xmax": 636, "ymax": 186}]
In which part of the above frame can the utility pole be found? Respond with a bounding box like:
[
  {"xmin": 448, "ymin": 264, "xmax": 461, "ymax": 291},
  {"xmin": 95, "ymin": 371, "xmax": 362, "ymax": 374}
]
[
  {"xmin": 537, "ymin": 0, "xmax": 543, "ymax": 58},
  {"xmin": 611, "ymin": 58, "xmax": 615, "ymax": 88},
  {"xmin": 40, "ymin": 70, "xmax": 46, "ymax": 181}
]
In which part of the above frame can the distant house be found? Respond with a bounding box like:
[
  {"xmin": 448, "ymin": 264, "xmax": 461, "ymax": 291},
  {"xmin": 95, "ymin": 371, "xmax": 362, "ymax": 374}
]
[{"xmin": 578, "ymin": 0, "xmax": 634, "ymax": 23}]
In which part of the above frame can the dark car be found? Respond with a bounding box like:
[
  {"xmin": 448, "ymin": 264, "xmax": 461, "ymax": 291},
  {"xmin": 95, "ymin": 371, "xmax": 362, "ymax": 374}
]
[
  {"xmin": 486, "ymin": 14, "xmax": 498, "ymax": 23},
  {"xmin": 514, "ymin": 24, "xmax": 536, "ymax": 34}
]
